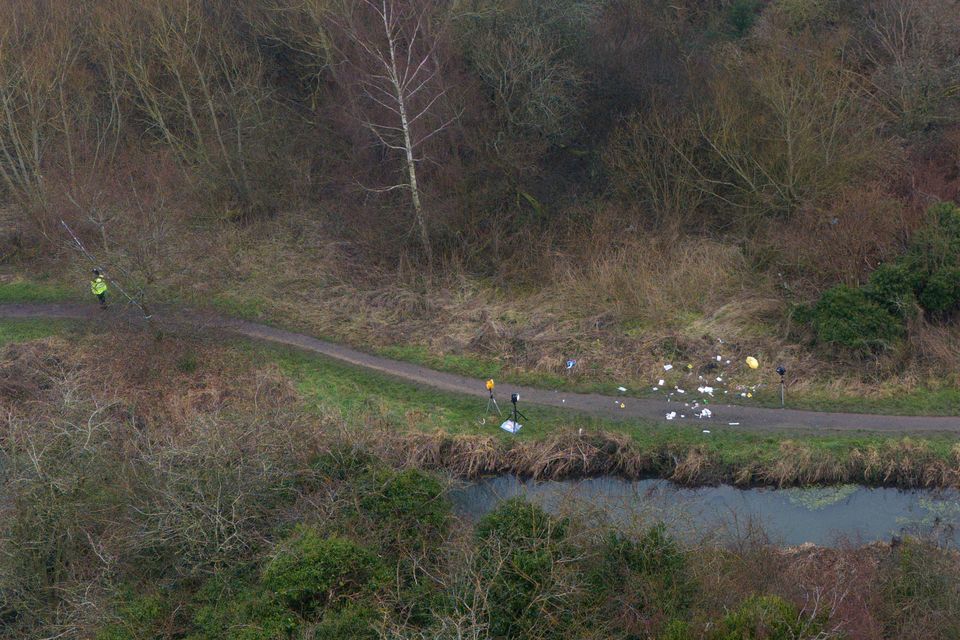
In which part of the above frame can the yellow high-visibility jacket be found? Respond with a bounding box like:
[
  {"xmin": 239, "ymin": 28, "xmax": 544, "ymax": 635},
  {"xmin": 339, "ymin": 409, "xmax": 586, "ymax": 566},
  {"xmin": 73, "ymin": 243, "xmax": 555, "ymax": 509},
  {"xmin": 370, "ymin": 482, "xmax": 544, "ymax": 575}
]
[{"xmin": 91, "ymin": 276, "xmax": 108, "ymax": 296}]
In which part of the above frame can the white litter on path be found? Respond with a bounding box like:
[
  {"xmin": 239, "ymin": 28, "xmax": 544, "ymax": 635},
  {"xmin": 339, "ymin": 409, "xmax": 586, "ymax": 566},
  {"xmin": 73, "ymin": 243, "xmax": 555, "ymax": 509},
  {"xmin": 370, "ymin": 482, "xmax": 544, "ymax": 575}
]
[
  {"xmin": 658, "ymin": 379, "xmax": 665, "ymax": 386},
  {"xmin": 663, "ymin": 364, "xmax": 674, "ymax": 371},
  {"xmin": 617, "ymin": 386, "xmax": 628, "ymax": 392},
  {"xmin": 728, "ymin": 422, "xmax": 740, "ymax": 426},
  {"xmin": 697, "ymin": 408, "xmax": 713, "ymax": 419},
  {"xmin": 666, "ymin": 412, "xmax": 677, "ymax": 420}
]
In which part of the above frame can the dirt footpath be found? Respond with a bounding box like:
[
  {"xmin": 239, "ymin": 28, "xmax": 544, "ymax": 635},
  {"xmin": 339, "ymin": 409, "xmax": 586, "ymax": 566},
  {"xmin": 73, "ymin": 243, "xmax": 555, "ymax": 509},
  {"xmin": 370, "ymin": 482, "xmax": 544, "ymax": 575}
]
[{"xmin": 2, "ymin": 302, "xmax": 958, "ymax": 433}]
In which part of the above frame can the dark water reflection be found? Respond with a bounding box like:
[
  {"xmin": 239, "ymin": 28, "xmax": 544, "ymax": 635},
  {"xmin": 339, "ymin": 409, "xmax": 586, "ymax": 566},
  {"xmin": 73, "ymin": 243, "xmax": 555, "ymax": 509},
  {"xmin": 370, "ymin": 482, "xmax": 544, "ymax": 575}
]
[{"xmin": 450, "ymin": 476, "xmax": 960, "ymax": 548}]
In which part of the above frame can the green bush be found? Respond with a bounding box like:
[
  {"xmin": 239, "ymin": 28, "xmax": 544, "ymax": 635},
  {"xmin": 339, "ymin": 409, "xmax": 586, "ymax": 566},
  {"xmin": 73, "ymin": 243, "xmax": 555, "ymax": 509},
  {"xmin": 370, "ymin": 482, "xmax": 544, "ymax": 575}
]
[
  {"xmin": 810, "ymin": 285, "xmax": 902, "ymax": 353},
  {"xmin": 312, "ymin": 446, "xmax": 378, "ymax": 481},
  {"xmin": 878, "ymin": 541, "xmax": 960, "ymax": 638},
  {"xmin": 475, "ymin": 498, "xmax": 572, "ymax": 639},
  {"xmin": 190, "ymin": 589, "xmax": 297, "ymax": 640},
  {"xmin": 809, "ymin": 202, "xmax": 960, "ymax": 343},
  {"xmin": 476, "ymin": 497, "xmax": 568, "ymax": 544},
  {"xmin": 359, "ymin": 468, "xmax": 450, "ymax": 550},
  {"xmin": 708, "ymin": 594, "xmax": 820, "ymax": 640},
  {"xmin": 917, "ymin": 267, "xmax": 960, "ymax": 314},
  {"xmin": 94, "ymin": 592, "xmax": 169, "ymax": 640},
  {"xmin": 865, "ymin": 263, "xmax": 919, "ymax": 318},
  {"xmin": 262, "ymin": 530, "xmax": 383, "ymax": 613},
  {"xmin": 902, "ymin": 202, "xmax": 960, "ymax": 314},
  {"xmin": 727, "ymin": 0, "xmax": 762, "ymax": 37},
  {"xmin": 590, "ymin": 525, "xmax": 694, "ymax": 627},
  {"xmin": 313, "ymin": 603, "xmax": 380, "ymax": 640}
]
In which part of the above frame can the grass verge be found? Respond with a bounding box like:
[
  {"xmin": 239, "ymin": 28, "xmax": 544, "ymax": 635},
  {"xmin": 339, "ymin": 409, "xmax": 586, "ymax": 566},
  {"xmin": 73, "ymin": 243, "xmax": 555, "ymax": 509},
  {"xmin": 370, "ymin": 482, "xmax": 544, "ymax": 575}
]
[
  {"xmin": 0, "ymin": 318, "xmax": 76, "ymax": 346},
  {"xmin": 252, "ymin": 341, "xmax": 960, "ymax": 488},
  {"xmin": 0, "ymin": 279, "xmax": 77, "ymax": 303}
]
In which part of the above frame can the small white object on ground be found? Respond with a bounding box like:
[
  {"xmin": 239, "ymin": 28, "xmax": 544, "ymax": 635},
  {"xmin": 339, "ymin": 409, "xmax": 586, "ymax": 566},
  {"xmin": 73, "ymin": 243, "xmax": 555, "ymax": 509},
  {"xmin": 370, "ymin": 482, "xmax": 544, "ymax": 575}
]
[
  {"xmin": 663, "ymin": 364, "xmax": 673, "ymax": 371},
  {"xmin": 500, "ymin": 420, "xmax": 522, "ymax": 434},
  {"xmin": 717, "ymin": 355, "xmax": 722, "ymax": 361},
  {"xmin": 697, "ymin": 408, "xmax": 712, "ymax": 418},
  {"xmin": 728, "ymin": 422, "xmax": 740, "ymax": 426},
  {"xmin": 702, "ymin": 430, "xmax": 711, "ymax": 434},
  {"xmin": 658, "ymin": 379, "xmax": 665, "ymax": 386},
  {"xmin": 666, "ymin": 411, "xmax": 677, "ymax": 420},
  {"xmin": 617, "ymin": 386, "xmax": 627, "ymax": 392},
  {"xmin": 697, "ymin": 386, "xmax": 715, "ymax": 396}
]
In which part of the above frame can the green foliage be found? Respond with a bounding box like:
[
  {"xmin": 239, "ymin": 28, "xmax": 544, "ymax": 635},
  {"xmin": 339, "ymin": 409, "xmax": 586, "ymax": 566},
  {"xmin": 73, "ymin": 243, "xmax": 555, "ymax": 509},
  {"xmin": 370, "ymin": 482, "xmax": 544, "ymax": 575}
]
[
  {"xmin": 312, "ymin": 446, "xmax": 379, "ymax": 482},
  {"xmin": 917, "ymin": 267, "xmax": 960, "ymax": 314},
  {"xmin": 312, "ymin": 603, "xmax": 380, "ymax": 640},
  {"xmin": 95, "ymin": 591, "xmax": 171, "ymax": 640},
  {"xmin": 660, "ymin": 619, "xmax": 693, "ymax": 640},
  {"xmin": 865, "ymin": 263, "xmax": 919, "ymax": 318},
  {"xmin": 190, "ymin": 588, "xmax": 297, "ymax": 640},
  {"xmin": 727, "ymin": 0, "xmax": 762, "ymax": 37},
  {"xmin": 476, "ymin": 497, "xmax": 568, "ymax": 544},
  {"xmin": 810, "ymin": 285, "xmax": 902, "ymax": 353},
  {"xmin": 878, "ymin": 541, "xmax": 960, "ymax": 638},
  {"xmin": 358, "ymin": 468, "xmax": 450, "ymax": 549},
  {"xmin": 708, "ymin": 594, "xmax": 819, "ymax": 640},
  {"xmin": 810, "ymin": 202, "xmax": 960, "ymax": 351},
  {"xmin": 262, "ymin": 530, "xmax": 383, "ymax": 613},
  {"xmin": 176, "ymin": 352, "xmax": 199, "ymax": 374},
  {"xmin": 475, "ymin": 498, "xmax": 572, "ymax": 639},
  {"xmin": 591, "ymin": 525, "xmax": 694, "ymax": 627}
]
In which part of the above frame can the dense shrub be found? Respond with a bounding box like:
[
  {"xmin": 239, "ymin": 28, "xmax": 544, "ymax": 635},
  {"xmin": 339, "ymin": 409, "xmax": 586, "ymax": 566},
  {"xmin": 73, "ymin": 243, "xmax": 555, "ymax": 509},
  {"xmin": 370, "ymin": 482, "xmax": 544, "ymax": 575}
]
[
  {"xmin": 809, "ymin": 202, "xmax": 960, "ymax": 349},
  {"xmin": 916, "ymin": 267, "xmax": 960, "ymax": 314},
  {"xmin": 707, "ymin": 594, "xmax": 821, "ymax": 640},
  {"xmin": 588, "ymin": 525, "xmax": 695, "ymax": 635},
  {"xmin": 476, "ymin": 497, "xmax": 568, "ymax": 543},
  {"xmin": 865, "ymin": 262, "xmax": 919, "ymax": 318},
  {"xmin": 189, "ymin": 589, "xmax": 297, "ymax": 640},
  {"xmin": 878, "ymin": 541, "xmax": 960, "ymax": 639},
  {"xmin": 94, "ymin": 593, "xmax": 170, "ymax": 640},
  {"xmin": 262, "ymin": 530, "xmax": 384, "ymax": 613},
  {"xmin": 358, "ymin": 468, "xmax": 450, "ymax": 550},
  {"xmin": 475, "ymin": 498, "xmax": 573, "ymax": 639},
  {"xmin": 809, "ymin": 285, "xmax": 903, "ymax": 353},
  {"xmin": 312, "ymin": 603, "xmax": 380, "ymax": 640}
]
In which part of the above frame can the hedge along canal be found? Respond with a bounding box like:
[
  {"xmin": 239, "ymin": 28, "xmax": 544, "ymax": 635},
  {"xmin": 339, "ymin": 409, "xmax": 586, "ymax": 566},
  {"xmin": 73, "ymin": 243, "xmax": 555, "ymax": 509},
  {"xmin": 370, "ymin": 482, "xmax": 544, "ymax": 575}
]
[{"xmin": 449, "ymin": 476, "xmax": 960, "ymax": 548}]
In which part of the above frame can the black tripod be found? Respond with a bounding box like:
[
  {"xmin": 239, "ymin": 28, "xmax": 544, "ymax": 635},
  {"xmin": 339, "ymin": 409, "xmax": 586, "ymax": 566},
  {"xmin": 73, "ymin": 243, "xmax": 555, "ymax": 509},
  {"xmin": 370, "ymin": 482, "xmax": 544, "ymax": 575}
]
[{"xmin": 510, "ymin": 393, "xmax": 527, "ymax": 425}]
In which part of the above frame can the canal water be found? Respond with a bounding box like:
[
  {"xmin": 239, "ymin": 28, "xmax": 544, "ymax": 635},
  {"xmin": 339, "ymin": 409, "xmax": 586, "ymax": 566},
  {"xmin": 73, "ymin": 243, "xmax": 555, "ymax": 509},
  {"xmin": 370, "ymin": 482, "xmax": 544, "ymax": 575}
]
[{"xmin": 450, "ymin": 476, "xmax": 960, "ymax": 547}]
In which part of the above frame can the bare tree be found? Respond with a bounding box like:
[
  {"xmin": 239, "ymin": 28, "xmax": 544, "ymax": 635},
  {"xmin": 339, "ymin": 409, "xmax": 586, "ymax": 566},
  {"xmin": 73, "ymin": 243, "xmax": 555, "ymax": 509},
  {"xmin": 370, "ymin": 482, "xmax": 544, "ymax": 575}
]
[
  {"xmin": 857, "ymin": 0, "xmax": 960, "ymax": 132},
  {"xmin": 101, "ymin": 0, "xmax": 271, "ymax": 215},
  {"xmin": 333, "ymin": 0, "xmax": 457, "ymax": 269},
  {"xmin": 0, "ymin": 2, "xmax": 79, "ymax": 236}
]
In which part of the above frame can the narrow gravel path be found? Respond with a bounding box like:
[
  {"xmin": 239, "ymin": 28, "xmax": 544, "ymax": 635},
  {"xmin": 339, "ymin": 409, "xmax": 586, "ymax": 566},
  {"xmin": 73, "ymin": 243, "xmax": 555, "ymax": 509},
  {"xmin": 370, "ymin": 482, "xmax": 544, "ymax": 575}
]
[{"xmin": 3, "ymin": 302, "xmax": 958, "ymax": 433}]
